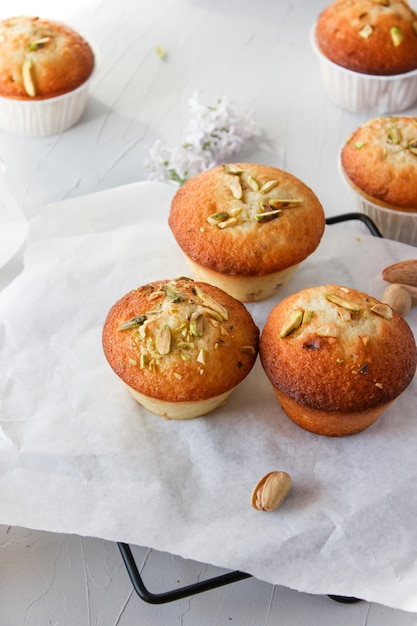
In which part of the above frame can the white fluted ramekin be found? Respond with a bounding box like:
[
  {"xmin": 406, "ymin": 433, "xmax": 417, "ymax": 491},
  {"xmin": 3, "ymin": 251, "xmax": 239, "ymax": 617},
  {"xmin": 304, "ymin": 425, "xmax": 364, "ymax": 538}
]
[
  {"xmin": 339, "ymin": 159, "xmax": 417, "ymax": 246},
  {"xmin": 0, "ymin": 77, "xmax": 92, "ymax": 137},
  {"xmin": 310, "ymin": 25, "xmax": 417, "ymax": 115}
]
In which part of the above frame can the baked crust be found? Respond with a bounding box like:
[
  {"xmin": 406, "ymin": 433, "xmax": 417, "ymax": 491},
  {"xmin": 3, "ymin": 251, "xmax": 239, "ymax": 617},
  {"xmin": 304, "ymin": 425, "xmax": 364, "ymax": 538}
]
[
  {"xmin": 0, "ymin": 16, "xmax": 94, "ymax": 99},
  {"xmin": 260, "ymin": 284, "xmax": 417, "ymax": 415},
  {"xmin": 168, "ymin": 163, "xmax": 325, "ymax": 277},
  {"xmin": 315, "ymin": 0, "xmax": 417, "ymax": 75},
  {"xmin": 341, "ymin": 116, "xmax": 417, "ymax": 210},
  {"xmin": 102, "ymin": 277, "xmax": 259, "ymax": 403}
]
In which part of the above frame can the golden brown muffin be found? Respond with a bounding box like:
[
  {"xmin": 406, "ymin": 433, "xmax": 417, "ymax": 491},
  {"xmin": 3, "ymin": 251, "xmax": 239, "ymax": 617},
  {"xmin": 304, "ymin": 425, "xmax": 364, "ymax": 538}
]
[
  {"xmin": 168, "ymin": 163, "xmax": 325, "ymax": 302},
  {"xmin": 341, "ymin": 115, "xmax": 417, "ymax": 211},
  {"xmin": 0, "ymin": 16, "xmax": 94, "ymax": 100},
  {"xmin": 260, "ymin": 284, "xmax": 417, "ymax": 436},
  {"xmin": 315, "ymin": 0, "xmax": 417, "ymax": 76},
  {"xmin": 102, "ymin": 277, "xmax": 259, "ymax": 419}
]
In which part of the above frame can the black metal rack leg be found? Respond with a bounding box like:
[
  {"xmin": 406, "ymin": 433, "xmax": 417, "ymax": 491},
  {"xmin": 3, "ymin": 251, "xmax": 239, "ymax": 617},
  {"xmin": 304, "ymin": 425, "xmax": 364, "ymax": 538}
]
[{"xmin": 118, "ymin": 542, "xmax": 251, "ymax": 605}]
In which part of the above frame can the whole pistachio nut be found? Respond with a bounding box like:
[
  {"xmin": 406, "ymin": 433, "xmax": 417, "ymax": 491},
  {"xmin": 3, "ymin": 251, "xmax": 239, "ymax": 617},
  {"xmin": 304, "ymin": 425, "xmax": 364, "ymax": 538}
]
[{"xmin": 251, "ymin": 471, "xmax": 292, "ymax": 512}]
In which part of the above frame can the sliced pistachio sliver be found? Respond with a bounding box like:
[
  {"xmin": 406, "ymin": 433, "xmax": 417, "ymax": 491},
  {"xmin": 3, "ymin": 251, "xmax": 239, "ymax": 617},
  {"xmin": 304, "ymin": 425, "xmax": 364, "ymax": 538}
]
[
  {"xmin": 196, "ymin": 349, "xmax": 205, "ymax": 364},
  {"xmin": 140, "ymin": 354, "xmax": 148, "ymax": 369},
  {"xmin": 354, "ymin": 141, "xmax": 365, "ymax": 149},
  {"xmin": 326, "ymin": 293, "xmax": 361, "ymax": 312},
  {"xmin": 279, "ymin": 310, "xmax": 303, "ymax": 338},
  {"xmin": 22, "ymin": 58, "xmax": 36, "ymax": 97},
  {"xmin": 302, "ymin": 310, "xmax": 314, "ymax": 324},
  {"xmin": 189, "ymin": 312, "xmax": 204, "ymax": 337},
  {"xmin": 228, "ymin": 175, "xmax": 243, "ymax": 199},
  {"xmin": 27, "ymin": 36, "xmax": 50, "ymax": 51},
  {"xmin": 207, "ymin": 212, "xmax": 229, "ymax": 225},
  {"xmin": 223, "ymin": 164, "xmax": 244, "ymax": 174},
  {"xmin": 163, "ymin": 284, "xmax": 185, "ymax": 303},
  {"xmin": 255, "ymin": 209, "xmax": 282, "ymax": 223},
  {"xmin": 156, "ymin": 324, "xmax": 171, "ymax": 355},
  {"xmin": 388, "ymin": 126, "xmax": 402, "ymax": 144},
  {"xmin": 370, "ymin": 303, "xmax": 393, "ymax": 320},
  {"xmin": 260, "ymin": 180, "xmax": 279, "ymax": 193},
  {"xmin": 195, "ymin": 286, "xmax": 229, "ymax": 321},
  {"xmin": 358, "ymin": 23, "xmax": 373, "ymax": 39},
  {"xmin": 390, "ymin": 26, "xmax": 404, "ymax": 46},
  {"xmin": 218, "ymin": 216, "xmax": 238, "ymax": 229},
  {"xmin": 118, "ymin": 315, "xmax": 147, "ymax": 331},
  {"xmin": 247, "ymin": 174, "xmax": 260, "ymax": 191},
  {"xmin": 268, "ymin": 197, "xmax": 303, "ymax": 208}
]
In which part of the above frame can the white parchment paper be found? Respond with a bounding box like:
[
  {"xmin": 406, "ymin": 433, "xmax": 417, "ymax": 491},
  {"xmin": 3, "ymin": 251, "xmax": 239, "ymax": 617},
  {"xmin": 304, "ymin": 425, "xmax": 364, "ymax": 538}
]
[{"xmin": 0, "ymin": 181, "xmax": 416, "ymax": 610}]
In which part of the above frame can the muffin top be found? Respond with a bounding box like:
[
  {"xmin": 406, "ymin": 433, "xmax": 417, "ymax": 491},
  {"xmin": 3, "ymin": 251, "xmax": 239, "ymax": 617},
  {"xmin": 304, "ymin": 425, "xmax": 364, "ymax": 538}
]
[
  {"xmin": 0, "ymin": 16, "xmax": 94, "ymax": 99},
  {"xmin": 169, "ymin": 163, "xmax": 325, "ymax": 277},
  {"xmin": 341, "ymin": 116, "xmax": 417, "ymax": 209},
  {"xmin": 315, "ymin": 0, "xmax": 417, "ymax": 75},
  {"xmin": 260, "ymin": 284, "xmax": 417, "ymax": 412},
  {"xmin": 102, "ymin": 277, "xmax": 259, "ymax": 402}
]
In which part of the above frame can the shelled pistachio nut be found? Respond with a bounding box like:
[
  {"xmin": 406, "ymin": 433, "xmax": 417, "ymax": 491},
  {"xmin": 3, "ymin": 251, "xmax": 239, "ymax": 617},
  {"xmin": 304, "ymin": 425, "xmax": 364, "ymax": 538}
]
[{"xmin": 251, "ymin": 471, "xmax": 292, "ymax": 512}]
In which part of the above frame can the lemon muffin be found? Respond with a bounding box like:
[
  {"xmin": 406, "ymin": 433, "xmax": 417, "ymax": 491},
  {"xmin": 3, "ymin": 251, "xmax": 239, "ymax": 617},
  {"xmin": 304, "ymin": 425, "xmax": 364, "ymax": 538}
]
[
  {"xmin": 0, "ymin": 15, "xmax": 94, "ymax": 135},
  {"xmin": 260, "ymin": 284, "xmax": 417, "ymax": 436},
  {"xmin": 102, "ymin": 277, "xmax": 259, "ymax": 419},
  {"xmin": 340, "ymin": 115, "xmax": 417, "ymax": 244},
  {"xmin": 312, "ymin": 0, "xmax": 417, "ymax": 112},
  {"xmin": 168, "ymin": 163, "xmax": 325, "ymax": 303}
]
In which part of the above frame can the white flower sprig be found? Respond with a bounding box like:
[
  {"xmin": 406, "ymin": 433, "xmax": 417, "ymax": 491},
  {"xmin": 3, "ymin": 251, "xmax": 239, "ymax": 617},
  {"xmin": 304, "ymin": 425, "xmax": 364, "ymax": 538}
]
[{"xmin": 145, "ymin": 93, "xmax": 256, "ymax": 185}]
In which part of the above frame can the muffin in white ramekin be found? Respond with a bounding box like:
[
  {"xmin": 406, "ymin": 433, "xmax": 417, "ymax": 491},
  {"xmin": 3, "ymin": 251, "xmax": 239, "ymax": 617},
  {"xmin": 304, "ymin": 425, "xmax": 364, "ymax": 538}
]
[
  {"xmin": 339, "ymin": 116, "xmax": 417, "ymax": 245},
  {"xmin": 0, "ymin": 16, "xmax": 94, "ymax": 136},
  {"xmin": 311, "ymin": 0, "xmax": 417, "ymax": 114}
]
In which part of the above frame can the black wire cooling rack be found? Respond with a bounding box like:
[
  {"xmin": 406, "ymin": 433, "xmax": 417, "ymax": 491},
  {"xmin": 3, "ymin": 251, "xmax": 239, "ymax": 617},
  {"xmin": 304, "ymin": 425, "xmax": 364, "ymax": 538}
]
[{"xmin": 118, "ymin": 212, "xmax": 383, "ymax": 605}]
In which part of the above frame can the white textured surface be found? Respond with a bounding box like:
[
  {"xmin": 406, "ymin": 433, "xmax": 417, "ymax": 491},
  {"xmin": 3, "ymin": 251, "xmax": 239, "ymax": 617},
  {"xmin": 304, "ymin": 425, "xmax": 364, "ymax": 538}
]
[{"xmin": 0, "ymin": 0, "xmax": 417, "ymax": 624}]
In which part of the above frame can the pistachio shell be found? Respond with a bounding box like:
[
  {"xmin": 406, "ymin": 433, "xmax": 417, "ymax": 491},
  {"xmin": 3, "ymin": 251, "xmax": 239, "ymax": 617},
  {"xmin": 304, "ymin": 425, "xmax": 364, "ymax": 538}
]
[{"xmin": 251, "ymin": 471, "xmax": 292, "ymax": 512}]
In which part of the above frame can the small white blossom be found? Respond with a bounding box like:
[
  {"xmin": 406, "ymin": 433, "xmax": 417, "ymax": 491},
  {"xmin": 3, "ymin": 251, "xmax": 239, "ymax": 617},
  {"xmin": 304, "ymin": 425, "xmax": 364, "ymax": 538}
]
[{"xmin": 145, "ymin": 93, "xmax": 255, "ymax": 184}]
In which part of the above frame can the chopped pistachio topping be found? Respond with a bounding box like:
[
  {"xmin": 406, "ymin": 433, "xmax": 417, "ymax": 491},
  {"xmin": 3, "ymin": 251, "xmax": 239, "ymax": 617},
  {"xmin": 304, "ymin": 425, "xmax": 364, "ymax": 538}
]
[
  {"xmin": 223, "ymin": 164, "xmax": 244, "ymax": 174},
  {"xmin": 189, "ymin": 312, "xmax": 204, "ymax": 337},
  {"xmin": 370, "ymin": 303, "xmax": 393, "ymax": 319},
  {"xmin": 163, "ymin": 284, "xmax": 185, "ymax": 302},
  {"xmin": 196, "ymin": 349, "xmax": 205, "ymax": 364},
  {"xmin": 255, "ymin": 209, "xmax": 282, "ymax": 223},
  {"xmin": 388, "ymin": 126, "xmax": 402, "ymax": 144},
  {"xmin": 260, "ymin": 180, "xmax": 279, "ymax": 193},
  {"xmin": 118, "ymin": 315, "xmax": 147, "ymax": 331},
  {"xmin": 218, "ymin": 216, "xmax": 238, "ymax": 229},
  {"xmin": 268, "ymin": 197, "xmax": 303, "ymax": 208},
  {"xmin": 228, "ymin": 175, "xmax": 243, "ymax": 199},
  {"xmin": 390, "ymin": 26, "xmax": 404, "ymax": 46},
  {"xmin": 156, "ymin": 324, "xmax": 172, "ymax": 355},
  {"xmin": 22, "ymin": 58, "xmax": 36, "ymax": 97},
  {"xmin": 247, "ymin": 174, "xmax": 260, "ymax": 191},
  {"xmin": 279, "ymin": 310, "xmax": 303, "ymax": 338},
  {"xmin": 140, "ymin": 354, "xmax": 148, "ymax": 369},
  {"xmin": 359, "ymin": 23, "xmax": 373, "ymax": 39},
  {"xmin": 27, "ymin": 36, "xmax": 51, "ymax": 51},
  {"xmin": 354, "ymin": 141, "xmax": 365, "ymax": 149},
  {"xmin": 207, "ymin": 212, "xmax": 229, "ymax": 225},
  {"xmin": 326, "ymin": 293, "xmax": 361, "ymax": 312},
  {"xmin": 302, "ymin": 310, "xmax": 314, "ymax": 324},
  {"xmin": 194, "ymin": 286, "xmax": 229, "ymax": 320},
  {"xmin": 407, "ymin": 140, "xmax": 417, "ymax": 155}
]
